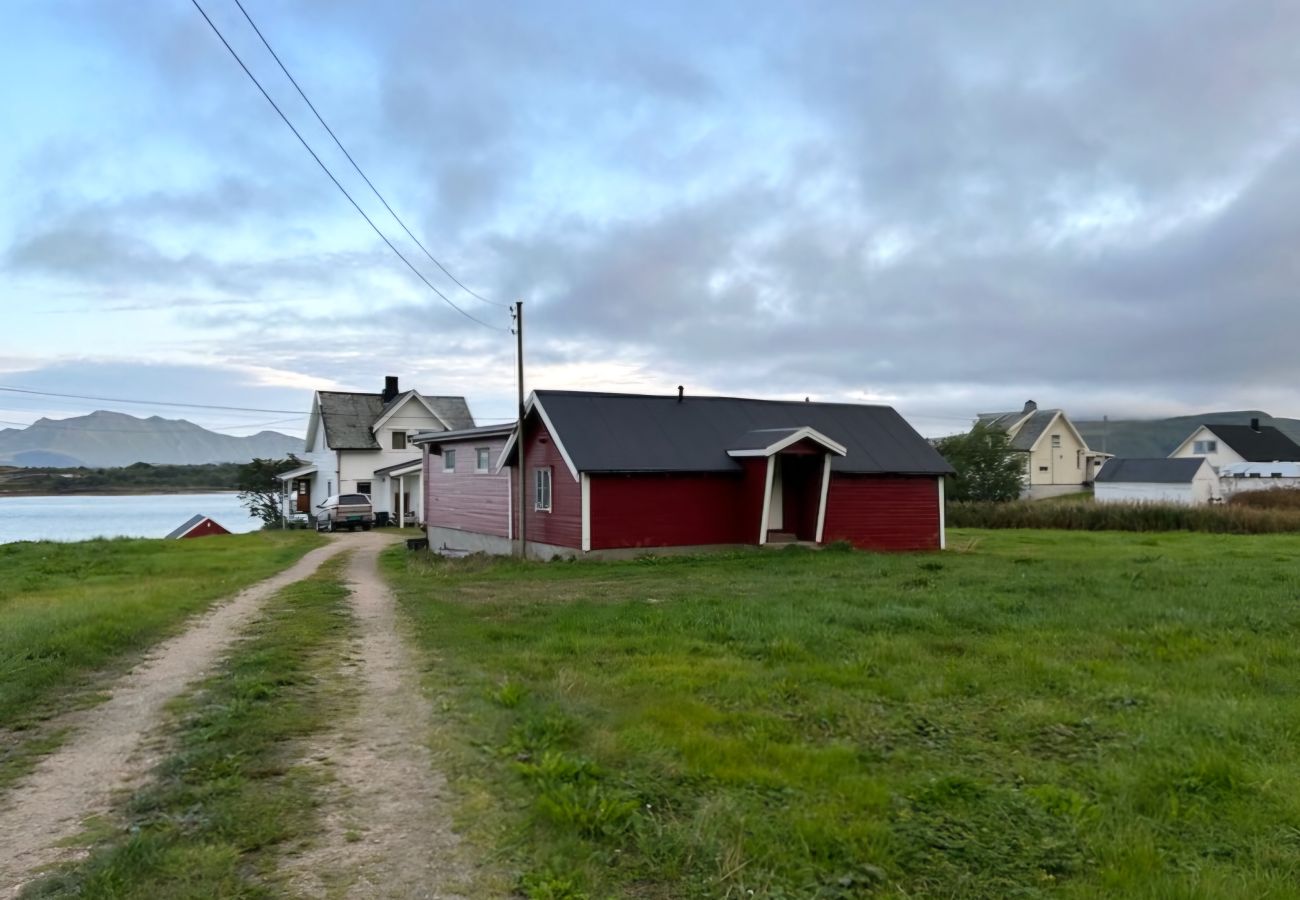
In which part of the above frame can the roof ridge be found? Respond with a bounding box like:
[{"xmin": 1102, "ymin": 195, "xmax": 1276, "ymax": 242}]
[{"xmin": 535, "ymin": 389, "xmax": 891, "ymax": 409}]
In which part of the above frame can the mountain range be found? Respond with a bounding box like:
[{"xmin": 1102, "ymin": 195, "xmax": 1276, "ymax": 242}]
[
  {"xmin": 0, "ymin": 411, "xmax": 304, "ymax": 467},
  {"xmin": 1073, "ymin": 411, "xmax": 1300, "ymax": 458}
]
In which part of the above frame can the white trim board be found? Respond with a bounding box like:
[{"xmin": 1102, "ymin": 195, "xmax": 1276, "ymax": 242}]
[
  {"xmin": 815, "ymin": 455, "xmax": 832, "ymax": 543},
  {"xmin": 495, "ymin": 393, "xmax": 580, "ymax": 481},
  {"xmin": 727, "ymin": 426, "xmax": 848, "ymax": 459},
  {"xmin": 758, "ymin": 456, "xmax": 776, "ymax": 545},
  {"xmin": 581, "ymin": 473, "xmax": 591, "ymax": 552}
]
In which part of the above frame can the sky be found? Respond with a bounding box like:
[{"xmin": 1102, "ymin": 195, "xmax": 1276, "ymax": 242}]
[{"xmin": 2, "ymin": 1, "xmax": 1299, "ymax": 439}]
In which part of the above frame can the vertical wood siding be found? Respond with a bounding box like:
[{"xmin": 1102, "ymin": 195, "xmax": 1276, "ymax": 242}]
[
  {"xmin": 423, "ymin": 436, "xmax": 512, "ymax": 538},
  {"xmin": 822, "ymin": 475, "xmax": 941, "ymax": 550},
  {"xmin": 523, "ymin": 419, "xmax": 582, "ymax": 549},
  {"xmin": 590, "ymin": 473, "xmax": 749, "ymax": 549}
]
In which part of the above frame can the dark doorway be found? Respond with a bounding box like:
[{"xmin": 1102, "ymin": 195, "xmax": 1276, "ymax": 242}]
[{"xmin": 777, "ymin": 454, "xmax": 824, "ymax": 542}]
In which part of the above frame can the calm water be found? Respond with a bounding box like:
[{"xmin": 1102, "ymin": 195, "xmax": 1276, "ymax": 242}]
[{"xmin": 0, "ymin": 493, "xmax": 263, "ymax": 544}]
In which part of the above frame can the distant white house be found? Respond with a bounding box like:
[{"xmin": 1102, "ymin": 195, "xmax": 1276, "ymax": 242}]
[
  {"xmin": 1168, "ymin": 419, "xmax": 1300, "ymax": 472},
  {"xmin": 1218, "ymin": 461, "xmax": 1300, "ymax": 497},
  {"xmin": 976, "ymin": 400, "xmax": 1112, "ymax": 499},
  {"xmin": 276, "ymin": 376, "xmax": 475, "ymax": 527},
  {"xmin": 1094, "ymin": 458, "xmax": 1221, "ymax": 506}
]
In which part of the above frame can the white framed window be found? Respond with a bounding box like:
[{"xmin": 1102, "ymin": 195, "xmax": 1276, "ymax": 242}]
[
  {"xmin": 475, "ymin": 447, "xmax": 491, "ymax": 472},
  {"xmin": 443, "ymin": 449, "xmax": 456, "ymax": 472},
  {"xmin": 1051, "ymin": 434, "xmax": 1061, "ymax": 448},
  {"xmin": 1193, "ymin": 440, "xmax": 1217, "ymax": 454},
  {"xmin": 392, "ymin": 431, "xmax": 407, "ymax": 450},
  {"xmin": 534, "ymin": 467, "xmax": 552, "ymax": 512},
  {"xmin": 356, "ymin": 480, "xmax": 372, "ymax": 495}
]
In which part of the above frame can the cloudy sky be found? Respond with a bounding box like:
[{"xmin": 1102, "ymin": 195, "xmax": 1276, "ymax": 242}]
[{"xmin": 3, "ymin": 1, "xmax": 1298, "ymax": 438}]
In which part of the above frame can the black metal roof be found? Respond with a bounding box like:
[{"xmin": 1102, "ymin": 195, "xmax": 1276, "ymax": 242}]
[
  {"xmin": 1096, "ymin": 458, "xmax": 1207, "ymax": 484},
  {"xmin": 317, "ymin": 391, "xmax": 475, "ymax": 450},
  {"xmin": 531, "ymin": 391, "xmax": 953, "ymax": 475},
  {"xmin": 1202, "ymin": 425, "xmax": 1300, "ymax": 462},
  {"xmin": 165, "ymin": 514, "xmax": 215, "ymax": 539}
]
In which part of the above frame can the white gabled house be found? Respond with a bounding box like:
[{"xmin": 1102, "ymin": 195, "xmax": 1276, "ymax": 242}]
[
  {"xmin": 277, "ymin": 376, "xmax": 474, "ymax": 526},
  {"xmin": 976, "ymin": 400, "xmax": 1112, "ymax": 499},
  {"xmin": 1168, "ymin": 419, "xmax": 1300, "ymax": 472}
]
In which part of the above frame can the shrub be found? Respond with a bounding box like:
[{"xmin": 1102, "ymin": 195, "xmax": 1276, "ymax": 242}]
[
  {"xmin": 1228, "ymin": 487, "xmax": 1300, "ymax": 510},
  {"xmin": 946, "ymin": 500, "xmax": 1300, "ymax": 534}
]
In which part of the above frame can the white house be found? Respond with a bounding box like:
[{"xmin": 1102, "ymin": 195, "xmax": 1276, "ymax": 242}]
[
  {"xmin": 1168, "ymin": 419, "xmax": 1300, "ymax": 472},
  {"xmin": 1218, "ymin": 461, "xmax": 1300, "ymax": 497},
  {"xmin": 1094, "ymin": 457, "xmax": 1221, "ymax": 506},
  {"xmin": 976, "ymin": 400, "xmax": 1112, "ymax": 499},
  {"xmin": 277, "ymin": 376, "xmax": 475, "ymax": 526}
]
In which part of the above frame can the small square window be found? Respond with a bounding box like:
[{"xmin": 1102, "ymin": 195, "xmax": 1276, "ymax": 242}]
[
  {"xmin": 443, "ymin": 449, "xmax": 456, "ymax": 472},
  {"xmin": 392, "ymin": 431, "xmax": 407, "ymax": 450},
  {"xmin": 535, "ymin": 467, "xmax": 552, "ymax": 511},
  {"xmin": 475, "ymin": 447, "xmax": 491, "ymax": 472},
  {"xmin": 356, "ymin": 481, "xmax": 371, "ymax": 495}
]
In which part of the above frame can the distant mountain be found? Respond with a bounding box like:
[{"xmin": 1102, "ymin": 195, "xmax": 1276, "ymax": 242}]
[
  {"xmin": 0, "ymin": 411, "xmax": 304, "ymax": 467},
  {"xmin": 1074, "ymin": 411, "xmax": 1300, "ymax": 458}
]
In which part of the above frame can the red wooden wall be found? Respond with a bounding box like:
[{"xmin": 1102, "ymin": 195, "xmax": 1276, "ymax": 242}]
[
  {"xmin": 821, "ymin": 475, "xmax": 941, "ymax": 550},
  {"xmin": 179, "ymin": 518, "xmax": 230, "ymax": 539},
  {"xmin": 590, "ymin": 472, "xmax": 750, "ymax": 549},
  {"xmin": 521, "ymin": 418, "xmax": 582, "ymax": 549}
]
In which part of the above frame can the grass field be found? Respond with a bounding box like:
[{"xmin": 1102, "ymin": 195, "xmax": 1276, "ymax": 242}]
[
  {"xmin": 0, "ymin": 531, "xmax": 323, "ymax": 787},
  {"xmin": 385, "ymin": 530, "xmax": 1300, "ymax": 899},
  {"xmin": 25, "ymin": 556, "xmax": 354, "ymax": 899}
]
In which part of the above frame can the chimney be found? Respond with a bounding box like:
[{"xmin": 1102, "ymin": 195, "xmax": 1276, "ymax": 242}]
[
  {"xmin": 1023, "ymin": 400, "xmax": 1038, "ymax": 413},
  {"xmin": 382, "ymin": 375, "xmax": 399, "ymax": 403},
  {"xmin": 1251, "ymin": 417, "xmax": 1261, "ymax": 432},
  {"xmin": 677, "ymin": 385, "xmax": 684, "ymax": 403}
]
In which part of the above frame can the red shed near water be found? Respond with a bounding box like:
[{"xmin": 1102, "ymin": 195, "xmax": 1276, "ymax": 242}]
[
  {"xmin": 416, "ymin": 390, "xmax": 952, "ymax": 558},
  {"xmin": 165, "ymin": 514, "xmax": 231, "ymax": 540}
]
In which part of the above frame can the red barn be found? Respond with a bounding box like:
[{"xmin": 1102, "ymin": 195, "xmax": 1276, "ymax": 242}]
[
  {"xmin": 417, "ymin": 390, "xmax": 952, "ymax": 558},
  {"xmin": 165, "ymin": 514, "xmax": 231, "ymax": 540}
]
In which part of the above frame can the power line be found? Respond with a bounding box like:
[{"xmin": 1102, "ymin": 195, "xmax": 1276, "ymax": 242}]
[
  {"xmin": 0, "ymin": 386, "xmax": 303, "ymax": 414},
  {"xmin": 231, "ymin": 0, "xmax": 504, "ymax": 311},
  {"xmin": 188, "ymin": 0, "xmax": 508, "ymax": 333}
]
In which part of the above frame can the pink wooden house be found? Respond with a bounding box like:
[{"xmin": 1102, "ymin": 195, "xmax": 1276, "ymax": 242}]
[{"xmin": 412, "ymin": 423, "xmax": 516, "ymax": 552}]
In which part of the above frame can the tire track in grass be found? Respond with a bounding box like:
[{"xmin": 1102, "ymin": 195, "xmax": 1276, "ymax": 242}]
[
  {"xmin": 0, "ymin": 535, "xmax": 369, "ymax": 896},
  {"xmin": 279, "ymin": 541, "xmax": 474, "ymax": 899},
  {"xmin": 14, "ymin": 551, "xmax": 359, "ymax": 898}
]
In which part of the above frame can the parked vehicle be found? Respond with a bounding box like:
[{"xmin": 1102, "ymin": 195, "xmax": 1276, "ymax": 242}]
[{"xmin": 315, "ymin": 493, "xmax": 374, "ymax": 532}]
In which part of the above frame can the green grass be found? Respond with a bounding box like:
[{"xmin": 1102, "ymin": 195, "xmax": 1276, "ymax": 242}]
[
  {"xmin": 949, "ymin": 499, "xmax": 1300, "ymax": 532},
  {"xmin": 384, "ymin": 531, "xmax": 1300, "ymax": 898},
  {"xmin": 24, "ymin": 556, "xmax": 354, "ymax": 899},
  {"xmin": 0, "ymin": 531, "xmax": 323, "ymax": 788}
]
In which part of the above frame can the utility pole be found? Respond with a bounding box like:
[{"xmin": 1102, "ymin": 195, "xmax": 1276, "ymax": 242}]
[{"xmin": 513, "ymin": 301, "xmax": 526, "ymax": 558}]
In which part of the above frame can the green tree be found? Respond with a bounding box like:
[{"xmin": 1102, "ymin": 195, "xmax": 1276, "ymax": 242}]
[
  {"xmin": 237, "ymin": 456, "xmax": 302, "ymax": 528},
  {"xmin": 936, "ymin": 423, "xmax": 1025, "ymax": 502}
]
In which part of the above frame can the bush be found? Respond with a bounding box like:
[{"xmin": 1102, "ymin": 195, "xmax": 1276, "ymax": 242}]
[
  {"xmin": 947, "ymin": 500, "xmax": 1300, "ymax": 534},
  {"xmin": 1227, "ymin": 487, "xmax": 1300, "ymax": 510}
]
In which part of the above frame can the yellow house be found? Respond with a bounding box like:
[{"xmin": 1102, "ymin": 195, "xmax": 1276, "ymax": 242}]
[{"xmin": 976, "ymin": 401, "xmax": 1112, "ymax": 499}]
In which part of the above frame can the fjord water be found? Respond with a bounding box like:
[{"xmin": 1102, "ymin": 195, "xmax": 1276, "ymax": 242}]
[{"xmin": 0, "ymin": 493, "xmax": 263, "ymax": 543}]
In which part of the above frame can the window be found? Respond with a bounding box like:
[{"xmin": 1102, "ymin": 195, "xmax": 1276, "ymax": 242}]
[
  {"xmin": 475, "ymin": 447, "xmax": 491, "ymax": 472},
  {"xmin": 1248, "ymin": 472, "xmax": 1261, "ymax": 478},
  {"xmin": 1051, "ymin": 434, "xmax": 1061, "ymax": 448},
  {"xmin": 1076, "ymin": 450, "xmax": 1082, "ymax": 470},
  {"xmin": 443, "ymin": 449, "xmax": 456, "ymax": 472},
  {"xmin": 535, "ymin": 467, "xmax": 552, "ymax": 511},
  {"xmin": 392, "ymin": 431, "xmax": 407, "ymax": 450},
  {"xmin": 1193, "ymin": 440, "xmax": 1217, "ymax": 454},
  {"xmin": 356, "ymin": 481, "xmax": 372, "ymax": 495},
  {"xmin": 1038, "ymin": 466, "xmax": 1049, "ymax": 472}
]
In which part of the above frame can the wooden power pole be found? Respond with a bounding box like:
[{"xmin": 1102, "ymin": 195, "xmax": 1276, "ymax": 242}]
[{"xmin": 514, "ymin": 300, "xmax": 526, "ymax": 558}]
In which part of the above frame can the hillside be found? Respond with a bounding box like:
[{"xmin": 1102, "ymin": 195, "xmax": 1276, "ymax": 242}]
[
  {"xmin": 1074, "ymin": 411, "xmax": 1300, "ymax": 457},
  {"xmin": 0, "ymin": 411, "xmax": 303, "ymax": 467}
]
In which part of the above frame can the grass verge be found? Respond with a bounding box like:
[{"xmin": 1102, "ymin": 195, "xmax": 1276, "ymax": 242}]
[
  {"xmin": 22, "ymin": 555, "xmax": 354, "ymax": 899},
  {"xmin": 0, "ymin": 531, "xmax": 324, "ymax": 789},
  {"xmin": 948, "ymin": 498, "xmax": 1300, "ymax": 532},
  {"xmin": 385, "ymin": 530, "xmax": 1300, "ymax": 898}
]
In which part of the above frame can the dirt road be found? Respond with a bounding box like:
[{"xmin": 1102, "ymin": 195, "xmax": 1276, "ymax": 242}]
[
  {"xmin": 0, "ymin": 537, "xmax": 357, "ymax": 896},
  {"xmin": 283, "ymin": 540, "xmax": 472, "ymax": 898}
]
